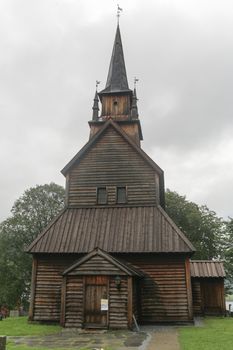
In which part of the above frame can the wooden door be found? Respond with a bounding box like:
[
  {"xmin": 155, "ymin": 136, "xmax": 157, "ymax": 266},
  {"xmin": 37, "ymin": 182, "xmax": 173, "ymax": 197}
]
[{"xmin": 84, "ymin": 276, "xmax": 108, "ymax": 328}]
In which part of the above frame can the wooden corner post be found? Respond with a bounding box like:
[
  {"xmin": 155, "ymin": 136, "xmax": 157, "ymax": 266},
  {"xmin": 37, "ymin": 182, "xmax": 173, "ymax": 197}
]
[
  {"xmin": 28, "ymin": 257, "xmax": 38, "ymax": 321},
  {"xmin": 60, "ymin": 276, "xmax": 67, "ymax": 327},
  {"xmin": 127, "ymin": 277, "xmax": 133, "ymax": 329},
  {"xmin": 185, "ymin": 258, "xmax": 193, "ymax": 321}
]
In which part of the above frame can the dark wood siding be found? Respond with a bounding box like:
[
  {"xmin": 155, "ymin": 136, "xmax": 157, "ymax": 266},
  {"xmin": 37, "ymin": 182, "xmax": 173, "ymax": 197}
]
[
  {"xmin": 32, "ymin": 255, "xmax": 79, "ymax": 322},
  {"xmin": 84, "ymin": 276, "xmax": 108, "ymax": 328},
  {"xmin": 191, "ymin": 279, "xmax": 202, "ymax": 315},
  {"xmin": 132, "ymin": 279, "xmax": 140, "ymax": 321},
  {"xmin": 101, "ymin": 95, "xmax": 131, "ymax": 118},
  {"xmin": 201, "ymin": 278, "xmax": 225, "ymax": 315},
  {"xmin": 192, "ymin": 278, "xmax": 225, "ymax": 316},
  {"xmin": 68, "ymin": 127, "xmax": 159, "ymax": 207},
  {"xmin": 117, "ymin": 254, "xmax": 192, "ymax": 323},
  {"xmin": 109, "ymin": 276, "xmax": 128, "ymax": 329},
  {"xmin": 31, "ymin": 253, "xmax": 192, "ymax": 325},
  {"xmin": 67, "ymin": 255, "xmax": 128, "ymax": 276},
  {"xmin": 64, "ymin": 276, "xmax": 83, "ymax": 327}
]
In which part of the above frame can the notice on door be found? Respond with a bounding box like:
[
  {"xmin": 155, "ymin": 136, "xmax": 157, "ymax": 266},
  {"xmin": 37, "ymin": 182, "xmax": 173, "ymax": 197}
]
[{"xmin": 101, "ymin": 299, "xmax": 108, "ymax": 311}]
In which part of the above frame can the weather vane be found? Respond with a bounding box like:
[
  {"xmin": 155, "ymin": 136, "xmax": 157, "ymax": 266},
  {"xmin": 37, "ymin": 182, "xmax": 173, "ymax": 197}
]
[
  {"xmin": 134, "ymin": 77, "xmax": 139, "ymax": 89},
  {"xmin": 117, "ymin": 4, "xmax": 123, "ymax": 24},
  {"xmin": 96, "ymin": 80, "xmax": 101, "ymax": 90}
]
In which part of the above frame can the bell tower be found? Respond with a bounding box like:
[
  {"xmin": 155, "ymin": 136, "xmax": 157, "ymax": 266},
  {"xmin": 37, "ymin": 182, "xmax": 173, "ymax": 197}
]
[{"xmin": 89, "ymin": 24, "xmax": 143, "ymax": 146}]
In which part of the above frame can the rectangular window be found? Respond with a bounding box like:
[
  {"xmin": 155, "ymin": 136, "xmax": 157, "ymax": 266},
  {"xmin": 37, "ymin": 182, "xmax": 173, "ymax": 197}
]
[
  {"xmin": 97, "ymin": 187, "xmax": 107, "ymax": 204},
  {"xmin": 117, "ymin": 187, "xmax": 127, "ymax": 204}
]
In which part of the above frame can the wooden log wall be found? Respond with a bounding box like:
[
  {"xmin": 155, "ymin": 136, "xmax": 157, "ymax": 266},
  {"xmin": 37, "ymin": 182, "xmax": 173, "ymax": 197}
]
[
  {"xmin": 109, "ymin": 276, "xmax": 128, "ymax": 329},
  {"xmin": 116, "ymin": 254, "xmax": 192, "ymax": 323},
  {"xmin": 191, "ymin": 279, "xmax": 202, "ymax": 315},
  {"xmin": 132, "ymin": 279, "xmax": 140, "ymax": 321},
  {"xmin": 68, "ymin": 255, "xmax": 128, "ymax": 276},
  {"xmin": 67, "ymin": 127, "xmax": 159, "ymax": 207},
  {"xmin": 31, "ymin": 255, "xmax": 79, "ymax": 322},
  {"xmin": 31, "ymin": 253, "xmax": 193, "ymax": 325},
  {"xmin": 64, "ymin": 276, "xmax": 83, "ymax": 328}
]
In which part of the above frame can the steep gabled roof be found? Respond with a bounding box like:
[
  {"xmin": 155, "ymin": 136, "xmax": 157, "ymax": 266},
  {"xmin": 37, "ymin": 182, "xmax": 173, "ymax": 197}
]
[
  {"xmin": 61, "ymin": 119, "xmax": 163, "ymax": 176},
  {"xmin": 61, "ymin": 119, "xmax": 165, "ymax": 207},
  {"xmin": 63, "ymin": 248, "xmax": 143, "ymax": 277},
  {"xmin": 27, "ymin": 205, "xmax": 195, "ymax": 254},
  {"xmin": 190, "ymin": 260, "xmax": 225, "ymax": 278}
]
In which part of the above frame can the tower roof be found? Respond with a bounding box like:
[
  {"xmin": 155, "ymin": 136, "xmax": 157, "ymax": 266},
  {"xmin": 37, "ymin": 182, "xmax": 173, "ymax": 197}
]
[{"xmin": 99, "ymin": 25, "xmax": 131, "ymax": 95}]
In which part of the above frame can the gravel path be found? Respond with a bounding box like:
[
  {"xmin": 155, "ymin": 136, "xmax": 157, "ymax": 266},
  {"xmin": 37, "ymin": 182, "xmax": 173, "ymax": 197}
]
[{"xmin": 139, "ymin": 326, "xmax": 180, "ymax": 350}]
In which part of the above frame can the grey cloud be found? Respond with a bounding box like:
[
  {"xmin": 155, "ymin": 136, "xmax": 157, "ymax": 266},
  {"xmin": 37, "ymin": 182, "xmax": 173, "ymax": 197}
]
[{"xmin": 0, "ymin": 0, "xmax": 233, "ymax": 221}]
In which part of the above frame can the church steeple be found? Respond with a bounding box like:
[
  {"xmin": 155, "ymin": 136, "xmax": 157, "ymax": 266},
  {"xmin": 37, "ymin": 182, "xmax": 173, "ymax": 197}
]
[
  {"xmin": 89, "ymin": 23, "xmax": 143, "ymax": 146},
  {"xmin": 98, "ymin": 24, "xmax": 132, "ymax": 119},
  {"xmin": 99, "ymin": 25, "xmax": 131, "ymax": 94}
]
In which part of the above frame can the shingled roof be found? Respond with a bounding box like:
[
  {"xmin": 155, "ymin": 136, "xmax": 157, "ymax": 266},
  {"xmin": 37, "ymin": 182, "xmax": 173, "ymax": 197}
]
[
  {"xmin": 27, "ymin": 205, "xmax": 195, "ymax": 254},
  {"xmin": 190, "ymin": 260, "xmax": 225, "ymax": 278}
]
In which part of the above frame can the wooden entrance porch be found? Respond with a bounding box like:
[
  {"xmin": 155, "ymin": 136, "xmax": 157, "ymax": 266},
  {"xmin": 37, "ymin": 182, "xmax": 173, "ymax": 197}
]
[{"xmin": 60, "ymin": 248, "xmax": 143, "ymax": 329}]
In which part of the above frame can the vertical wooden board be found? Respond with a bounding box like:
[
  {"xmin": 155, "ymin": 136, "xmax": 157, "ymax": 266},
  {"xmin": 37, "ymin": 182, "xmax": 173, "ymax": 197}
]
[
  {"xmin": 185, "ymin": 258, "xmax": 193, "ymax": 320},
  {"xmin": 220, "ymin": 280, "xmax": 226, "ymax": 314},
  {"xmin": 201, "ymin": 279, "xmax": 226, "ymax": 315},
  {"xmin": 28, "ymin": 257, "xmax": 37, "ymax": 320},
  {"xmin": 127, "ymin": 277, "xmax": 133, "ymax": 329},
  {"xmin": 60, "ymin": 276, "xmax": 66, "ymax": 326},
  {"xmin": 84, "ymin": 276, "xmax": 108, "ymax": 328}
]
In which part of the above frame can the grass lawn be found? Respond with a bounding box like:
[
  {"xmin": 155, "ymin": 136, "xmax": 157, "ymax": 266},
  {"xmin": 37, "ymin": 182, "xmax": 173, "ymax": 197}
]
[
  {"xmin": 0, "ymin": 317, "xmax": 65, "ymax": 350},
  {"xmin": 0, "ymin": 316, "xmax": 61, "ymax": 336},
  {"xmin": 179, "ymin": 317, "xmax": 233, "ymax": 350}
]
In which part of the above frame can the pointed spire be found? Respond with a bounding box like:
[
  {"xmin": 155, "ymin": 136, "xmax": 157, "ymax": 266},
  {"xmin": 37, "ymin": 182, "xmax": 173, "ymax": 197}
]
[
  {"xmin": 131, "ymin": 88, "xmax": 139, "ymax": 119},
  {"xmin": 99, "ymin": 25, "xmax": 131, "ymax": 94},
  {"xmin": 92, "ymin": 90, "xmax": 99, "ymax": 120}
]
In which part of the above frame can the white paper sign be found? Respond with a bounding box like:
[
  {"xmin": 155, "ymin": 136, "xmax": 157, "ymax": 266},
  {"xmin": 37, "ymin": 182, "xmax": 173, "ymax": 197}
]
[{"xmin": 101, "ymin": 298, "xmax": 108, "ymax": 311}]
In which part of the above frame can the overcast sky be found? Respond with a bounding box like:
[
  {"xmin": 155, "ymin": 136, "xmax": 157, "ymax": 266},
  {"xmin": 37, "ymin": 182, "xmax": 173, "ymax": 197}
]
[{"xmin": 0, "ymin": 0, "xmax": 233, "ymax": 221}]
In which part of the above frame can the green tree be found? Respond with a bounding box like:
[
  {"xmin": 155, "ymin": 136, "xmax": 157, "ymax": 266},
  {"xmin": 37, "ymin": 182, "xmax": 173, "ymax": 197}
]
[
  {"xmin": 224, "ymin": 217, "xmax": 233, "ymax": 292},
  {"xmin": 165, "ymin": 189, "xmax": 224, "ymax": 260},
  {"xmin": 0, "ymin": 183, "xmax": 65, "ymax": 310}
]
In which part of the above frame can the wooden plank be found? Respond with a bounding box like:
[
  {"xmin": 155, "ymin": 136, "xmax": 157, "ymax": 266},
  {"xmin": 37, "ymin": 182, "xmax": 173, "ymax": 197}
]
[
  {"xmin": 185, "ymin": 258, "xmax": 193, "ymax": 320},
  {"xmin": 60, "ymin": 276, "xmax": 66, "ymax": 326},
  {"xmin": 28, "ymin": 257, "xmax": 37, "ymax": 321},
  {"xmin": 127, "ymin": 277, "xmax": 133, "ymax": 329}
]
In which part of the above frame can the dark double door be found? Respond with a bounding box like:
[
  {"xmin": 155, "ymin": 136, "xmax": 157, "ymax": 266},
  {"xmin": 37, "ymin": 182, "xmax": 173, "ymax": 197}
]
[{"xmin": 84, "ymin": 276, "xmax": 108, "ymax": 328}]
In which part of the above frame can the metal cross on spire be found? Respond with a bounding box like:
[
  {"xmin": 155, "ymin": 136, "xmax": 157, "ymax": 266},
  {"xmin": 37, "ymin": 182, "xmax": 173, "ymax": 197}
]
[{"xmin": 117, "ymin": 4, "xmax": 123, "ymax": 24}]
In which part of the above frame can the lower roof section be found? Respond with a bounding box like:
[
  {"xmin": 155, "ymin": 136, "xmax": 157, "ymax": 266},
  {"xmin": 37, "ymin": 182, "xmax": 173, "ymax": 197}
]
[
  {"xmin": 27, "ymin": 205, "xmax": 195, "ymax": 254},
  {"xmin": 190, "ymin": 260, "xmax": 225, "ymax": 278}
]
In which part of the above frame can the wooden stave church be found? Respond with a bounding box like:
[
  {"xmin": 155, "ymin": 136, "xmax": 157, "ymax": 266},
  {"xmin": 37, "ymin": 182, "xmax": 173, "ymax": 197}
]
[{"xmin": 27, "ymin": 24, "xmax": 225, "ymax": 329}]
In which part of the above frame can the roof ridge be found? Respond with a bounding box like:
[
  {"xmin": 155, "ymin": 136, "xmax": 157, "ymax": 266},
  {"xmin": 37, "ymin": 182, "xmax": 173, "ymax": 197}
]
[{"xmin": 61, "ymin": 119, "xmax": 163, "ymax": 176}]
